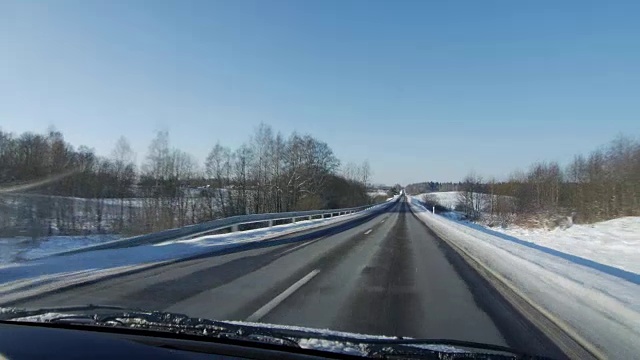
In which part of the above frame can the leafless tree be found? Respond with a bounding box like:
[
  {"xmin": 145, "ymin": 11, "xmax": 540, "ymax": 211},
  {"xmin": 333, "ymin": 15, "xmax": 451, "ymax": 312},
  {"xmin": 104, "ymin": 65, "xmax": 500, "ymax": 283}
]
[
  {"xmin": 111, "ymin": 136, "xmax": 136, "ymax": 231},
  {"xmin": 457, "ymin": 172, "xmax": 483, "ymax": 219}
]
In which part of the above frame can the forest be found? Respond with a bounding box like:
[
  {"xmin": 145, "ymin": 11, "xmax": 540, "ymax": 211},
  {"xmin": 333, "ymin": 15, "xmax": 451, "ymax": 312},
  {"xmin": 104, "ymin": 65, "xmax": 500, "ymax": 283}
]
[
  {"xmin": 409, "ymin": 135, "xmax": 640, "ymax": 226},
  {"xmin": 0, "ymin": 124, "xmax": 375, "ymax": 237}
]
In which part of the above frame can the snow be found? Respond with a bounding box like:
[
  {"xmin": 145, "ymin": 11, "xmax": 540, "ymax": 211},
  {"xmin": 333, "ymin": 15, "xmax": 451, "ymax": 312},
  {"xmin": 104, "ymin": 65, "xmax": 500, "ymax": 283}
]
[
  {"xmin": 225, "ymin": 320, "xmax": 398, "ymax": 340},
  {"xmin": 367, "ymin": 189, "xmax": 388, "ymax": 198},
  {"xmin": 0, "ymin": 203, "xmax": 389, "ymax": 305},
  {"xmin": 408, "ymin": 196, "xmax": 640, "ymax": 359},
  {"xmin": 226, "ymin": 321, "xmax": 464, "ymax": 354},
  {"xmin": 298, "ymin": 338, "xmax": 368, "ymax": 356},
  {"xmin": 416, "ymin": 191, "xmax": 460, "ymax": 209},
  {"xmin": 0, "ymin": 235, "xmax": 121, "ymax": 264},
  {"xmin": 0, "ymin": 193, "xmax": 145, "ymax": 235},
  {"xmin": 485, "ymin": 217, "xmax": 640, "ymax": 274},
  {"xmin": 9, "ymin": 312, "xmax": 83, "ymax": 322}
]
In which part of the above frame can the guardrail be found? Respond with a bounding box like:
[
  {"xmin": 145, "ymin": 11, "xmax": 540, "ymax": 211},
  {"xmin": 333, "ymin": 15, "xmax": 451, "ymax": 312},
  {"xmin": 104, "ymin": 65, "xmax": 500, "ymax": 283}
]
[{"xmin": 58, "ymin": 197, "xmax": 399, "ymax": 256}]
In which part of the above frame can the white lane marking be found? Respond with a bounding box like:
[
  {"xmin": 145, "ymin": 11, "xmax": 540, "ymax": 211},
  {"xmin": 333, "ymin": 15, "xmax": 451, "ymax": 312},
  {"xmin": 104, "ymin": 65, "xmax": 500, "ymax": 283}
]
[
  {"xmin": 281, "ymin": 239, "xmax": 319, "ymax": 255},
  {"xmin": 364, "ymin": 229, "xmax": 373, "ymax": 235},
  {"xmin": 380, "ymin": 219, "xmax": 386, "ymax": 223},
  {"xmin": 246, "ymin": 269, "xmax": 321, "ymax": 322}
]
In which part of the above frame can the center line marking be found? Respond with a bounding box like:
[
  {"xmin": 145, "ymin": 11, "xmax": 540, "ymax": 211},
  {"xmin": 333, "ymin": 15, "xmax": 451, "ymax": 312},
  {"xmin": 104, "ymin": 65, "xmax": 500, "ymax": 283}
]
[
  {"xmin": 246, "ymin": 269, "xmax": 320, "ymax": 322},
  {"xmin": 281, "ymin": 239, "xmax": 319, "ymax": 255},
  {"xmin": 364, "ymin": 229, "xmax": 373, "ymax": 235},
  {"xmin": 381, "ymin": 219, "xmax": 386, "ymax": 223}
]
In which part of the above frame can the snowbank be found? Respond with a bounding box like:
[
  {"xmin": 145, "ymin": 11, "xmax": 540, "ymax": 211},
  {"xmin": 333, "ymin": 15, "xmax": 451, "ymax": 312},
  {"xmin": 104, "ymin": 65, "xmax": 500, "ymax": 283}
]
[
  {"xmin": 408, "ymin": 196, "xmax": 640, "ymax": 359},
  {"xmin": 486, "ymin": 217, "xmax": 640, "ymax": 274},
  {"xmin": 0, "ymin": 235, "xmax": 121, "ymax": 264}
]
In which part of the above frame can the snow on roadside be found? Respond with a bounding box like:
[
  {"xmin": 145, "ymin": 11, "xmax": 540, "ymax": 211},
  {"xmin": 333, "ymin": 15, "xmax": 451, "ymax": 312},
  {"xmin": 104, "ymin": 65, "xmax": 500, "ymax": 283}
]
[
  {"xmin": 487, "ymin": 217, "xmax": 640, "ymax": 274},
  {"xmin": 415, "ymin": 191, "xmax": 512, "ymax": 213},
  {"xmin": 0, "ymin": 235, "xmax": 121, "ymax": 264},
  {"xmin": 227, "ymin": 321, "xmax": 464, "ymax": 354},
  {"xmin": 417, "ymin": 190, "xmax": 640, "ymax": 274},
  {"xmin": 408, "ymin": 196, "xmax": 640, "ymax": 359}
]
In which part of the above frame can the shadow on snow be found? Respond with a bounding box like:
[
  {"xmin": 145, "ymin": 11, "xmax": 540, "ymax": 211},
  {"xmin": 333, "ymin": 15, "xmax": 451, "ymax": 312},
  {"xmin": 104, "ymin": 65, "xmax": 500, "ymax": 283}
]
[{"xmin": 409, "ymin": 197, "xmax": 640, "ymax": 285}]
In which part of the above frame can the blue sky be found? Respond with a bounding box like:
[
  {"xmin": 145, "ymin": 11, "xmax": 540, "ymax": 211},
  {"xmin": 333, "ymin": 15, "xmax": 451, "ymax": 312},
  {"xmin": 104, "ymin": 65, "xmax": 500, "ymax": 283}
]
[{"xmin": 1, "ymin": 1, "xmax": 639, "ymax": 185}]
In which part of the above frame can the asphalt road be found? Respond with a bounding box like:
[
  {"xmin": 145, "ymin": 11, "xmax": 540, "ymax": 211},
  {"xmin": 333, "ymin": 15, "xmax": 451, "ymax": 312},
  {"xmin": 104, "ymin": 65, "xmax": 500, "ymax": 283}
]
[{"xmin": 12, "ymin": 199, "xmax": 565, "ymax": 358}]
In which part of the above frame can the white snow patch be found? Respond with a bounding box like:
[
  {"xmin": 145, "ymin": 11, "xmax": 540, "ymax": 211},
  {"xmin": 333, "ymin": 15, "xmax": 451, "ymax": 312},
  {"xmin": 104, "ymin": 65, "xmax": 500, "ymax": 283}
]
[
  {"xmin": 225, "ymin": 320, "xmax": 397, "ymax": 340},
  {"xmin": 416, "ymin": 191, "xmax": 461, "ymax": 209},
  {"xmin": 226, "ymin": 321, "xmax": 464, "ymax": 353},
  {"xmin": 0, "ymin": 235, "xmax": 121, "ymax": 264},
  {"xmin": 298, "ymin": 338, "xmax": 368, "ymax": 356},
  {"xmin": 367, "ymin": 190, "xmax": 388, "ymax": 198},
  {"xmin": 487, "ymin": 217, "xmax": 640, "ymax": 274},
  {"xmin": 441, "ymin": 211, "xmax": 465, "ymax": 221},
  {"xmin": 9, "ymin": 312, "xmax": 83, "ymax": 322}
]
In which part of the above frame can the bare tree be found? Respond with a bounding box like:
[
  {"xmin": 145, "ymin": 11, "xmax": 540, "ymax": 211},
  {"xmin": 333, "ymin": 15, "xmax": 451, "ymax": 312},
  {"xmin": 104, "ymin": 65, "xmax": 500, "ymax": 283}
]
[
  {"xmin": 457, "ymin": 172, "xmax": 483, "ymax": 219},
  {"xmin": 111, "ymin": 136, "xmax": 136, "ymax": 231},
  {"xmin": 360, "ymin": 160, "xmax": 372, "ymax": 189},
  {"xmin": 233, "ymin": 144, "xmax": 253, "ymax": 215},
  {"xmin": 205, "ymin": 142, "xmax": 232, "ymax": 218},
  {"xmin": 1, "ymin": 125, "xmax": 374, "ymax": 238}
]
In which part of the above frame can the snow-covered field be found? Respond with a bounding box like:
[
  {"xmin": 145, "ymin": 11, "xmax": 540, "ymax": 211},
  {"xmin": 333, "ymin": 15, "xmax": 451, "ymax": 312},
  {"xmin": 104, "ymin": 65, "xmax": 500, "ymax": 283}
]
[
  {"xmin": 416, "ymin": 191, "xmax": 460, "ymax": 209},
  {"xmin": 0, "ymin": 203, "xmax": 390, "ymax": 305},
  {"xmin": 415, "ymin": 191, "xmax": 510, "ymax": 212},
  {"xmin": 0, "ymin": 235, "xmax": 121, "ymax": 264},
  {"xmin": 367, "ymin": 189, "xmax": 388, "ymax": 198},
  {"xmin": 487, "ymin": 217, "xmax": 640, "ymax": 274},
  {"xmin": 408, "ymin": 196, "xmax": 639, "ymax": 358}
]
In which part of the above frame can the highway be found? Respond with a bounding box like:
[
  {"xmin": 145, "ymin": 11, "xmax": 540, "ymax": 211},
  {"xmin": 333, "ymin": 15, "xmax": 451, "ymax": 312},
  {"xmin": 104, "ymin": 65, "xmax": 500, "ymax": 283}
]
[{"xmin": 11, "ymin": 198, "xmax": 565, "ymax": 358}]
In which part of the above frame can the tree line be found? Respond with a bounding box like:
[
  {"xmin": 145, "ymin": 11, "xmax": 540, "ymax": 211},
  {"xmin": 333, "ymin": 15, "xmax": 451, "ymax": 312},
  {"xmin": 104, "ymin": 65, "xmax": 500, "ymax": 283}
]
[
  {"xmin": 455, "ymin": 136, "xmax": 640, "ymax": 225},
  {"xmin": 0, "ymin": 124, "xmax": 374, "ymax": 237},
  {"xmin": 405, "ymin": 182, "xmax": 462, "ymax": 194}
]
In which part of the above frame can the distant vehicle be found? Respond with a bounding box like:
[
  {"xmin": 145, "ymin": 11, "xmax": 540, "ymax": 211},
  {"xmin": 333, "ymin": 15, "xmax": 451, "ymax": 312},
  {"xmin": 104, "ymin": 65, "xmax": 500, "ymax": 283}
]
[{"xmin": 0, "ymin": 305, "xmax": 552, "ymax": 359}]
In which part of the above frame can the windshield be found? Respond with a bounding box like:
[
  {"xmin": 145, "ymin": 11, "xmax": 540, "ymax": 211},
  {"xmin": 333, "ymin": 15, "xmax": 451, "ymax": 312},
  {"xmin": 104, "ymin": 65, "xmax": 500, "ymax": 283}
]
[{"xmin": 1, "ymin": 1, "xmax": 638, "ymax": 359}]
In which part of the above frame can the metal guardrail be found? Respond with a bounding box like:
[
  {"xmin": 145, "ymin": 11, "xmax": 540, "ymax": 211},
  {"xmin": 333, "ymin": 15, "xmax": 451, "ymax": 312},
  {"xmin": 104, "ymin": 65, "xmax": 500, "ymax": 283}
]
[{"xmin": 57, "ymin": 197, "xmax": 399, "ymax": 256}]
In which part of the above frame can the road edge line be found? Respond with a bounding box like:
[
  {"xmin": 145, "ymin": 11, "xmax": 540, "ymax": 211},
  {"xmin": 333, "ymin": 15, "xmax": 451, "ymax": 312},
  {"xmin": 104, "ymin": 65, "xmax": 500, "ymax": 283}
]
[{"xmin": 406, "ymin": 200, "xmax": 603, "ymax": 360}]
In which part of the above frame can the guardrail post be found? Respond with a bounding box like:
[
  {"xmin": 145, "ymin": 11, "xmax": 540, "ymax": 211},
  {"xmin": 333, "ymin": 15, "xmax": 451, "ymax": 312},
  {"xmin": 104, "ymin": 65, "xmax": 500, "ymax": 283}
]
[
  {"xmin": 292, "ymin": 217, "xmax": 297, "ymax": 223},
  {"xmin": 231, "ymin": 224, "xmax": 239, "ymax": 232},
  {"xmin": 268, "ymin": 220, "xmax": 273, "ymax": 228},
  {"xmin": 308, "ymin": 215, "xmax": 312, "ymax": 221}
]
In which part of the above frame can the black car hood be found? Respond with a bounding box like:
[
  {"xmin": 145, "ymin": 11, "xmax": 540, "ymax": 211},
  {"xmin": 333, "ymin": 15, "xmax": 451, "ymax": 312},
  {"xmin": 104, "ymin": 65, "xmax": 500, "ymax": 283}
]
[{"xmin": 0, "ymin": 305, "xmax": 548, "ymax": 359}]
